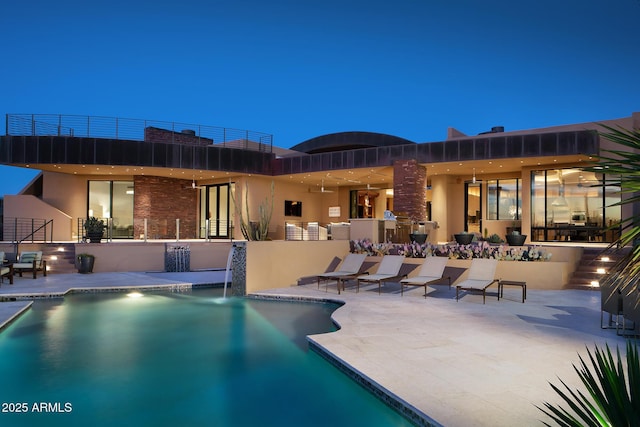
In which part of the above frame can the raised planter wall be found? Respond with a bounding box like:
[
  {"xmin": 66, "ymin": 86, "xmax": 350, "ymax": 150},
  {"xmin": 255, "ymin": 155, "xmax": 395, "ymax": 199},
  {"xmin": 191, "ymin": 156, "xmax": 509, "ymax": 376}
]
[
  {"xmin": 245, "ymin": 240, "xmax": 350, "ymax": 293},
  {"xmin": 0, "ymin": 241, "xmax": 574, "ymax": 290}
]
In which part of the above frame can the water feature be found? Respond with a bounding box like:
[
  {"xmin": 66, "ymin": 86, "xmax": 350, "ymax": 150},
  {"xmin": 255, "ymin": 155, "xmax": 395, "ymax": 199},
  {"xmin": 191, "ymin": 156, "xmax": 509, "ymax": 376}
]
[
  {"xmin": 0, "ymin": 289, "xmax": 413, "ymax": 427},
  {"xmin": 223, "ymin": 245, "xmax": 234, "ymax": 298}
]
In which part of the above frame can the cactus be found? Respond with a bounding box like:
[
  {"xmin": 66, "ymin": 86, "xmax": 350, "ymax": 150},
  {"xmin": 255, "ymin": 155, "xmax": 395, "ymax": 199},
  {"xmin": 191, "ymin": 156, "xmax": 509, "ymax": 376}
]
[{"xmin": 232, "ymin": 180, "xmax": 274, "ymax": 241}]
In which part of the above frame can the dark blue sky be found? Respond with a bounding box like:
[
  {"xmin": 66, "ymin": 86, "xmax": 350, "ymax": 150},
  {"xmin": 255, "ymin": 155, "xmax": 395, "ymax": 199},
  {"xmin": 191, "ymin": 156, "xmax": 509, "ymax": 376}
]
[{"xmin": 1, "ymin": 0, "xmax": 639, "ymax": 195}]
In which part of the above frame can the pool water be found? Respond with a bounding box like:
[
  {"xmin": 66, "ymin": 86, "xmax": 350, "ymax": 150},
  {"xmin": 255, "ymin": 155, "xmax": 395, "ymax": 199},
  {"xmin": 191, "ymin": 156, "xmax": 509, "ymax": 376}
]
[{"xmin": 0, "ymin": 289, "xmax": 412, "ymax": 427}]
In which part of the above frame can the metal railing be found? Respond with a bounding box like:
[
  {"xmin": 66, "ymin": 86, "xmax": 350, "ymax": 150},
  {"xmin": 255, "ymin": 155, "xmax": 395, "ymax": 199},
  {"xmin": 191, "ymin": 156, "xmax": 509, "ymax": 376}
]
[
  {"xmin": 4, "ymin": 217, "xmax": 54, "ymax": 244},
  {"xmin": 76, "ymin": 217, "xmax": 234, "ymax": 241},
  {"xmin": 6, "ymin": 114, "xmax": 274, "ymax": 153}
]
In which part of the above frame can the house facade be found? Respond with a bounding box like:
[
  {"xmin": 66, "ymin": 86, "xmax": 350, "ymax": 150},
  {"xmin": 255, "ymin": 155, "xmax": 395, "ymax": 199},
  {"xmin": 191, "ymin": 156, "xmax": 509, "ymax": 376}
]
[{"xmin": 0, "ymin": 112, "xmax": 637, "ymax": 245}]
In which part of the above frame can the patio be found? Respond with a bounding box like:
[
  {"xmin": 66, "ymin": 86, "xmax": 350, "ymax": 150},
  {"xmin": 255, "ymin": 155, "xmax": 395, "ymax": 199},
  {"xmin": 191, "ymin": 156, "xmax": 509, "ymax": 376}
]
[{"xmin": 0, "ymin": 270, "xmax": 628, "ymax": 427}]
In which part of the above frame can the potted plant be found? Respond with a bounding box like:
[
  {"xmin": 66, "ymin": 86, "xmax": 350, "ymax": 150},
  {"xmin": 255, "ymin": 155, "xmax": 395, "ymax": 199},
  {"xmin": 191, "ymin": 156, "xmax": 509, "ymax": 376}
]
[
  {"xmin": 505, "ymin": 230, "xmax": 527, "ymax": 246},
  {"xmin": 484, "ymin": 233, "xmax": 504, "ymax": 244},
  {"xmin": 76, "ymin": 253, "xmax": 95, "ymax": 274},
  {"xmin": 84, "ymin": 216, "xmax": 105, "ymax": 243},
  {"xmin": 454, "ymin": 231, "xmax": 474, "ymax": 245},
  {"xmin": 408, "ymin": 220, "xmax": 428, "ymax": 244},
  {"xmin": 409, "ymin": 232, "xmax": 428, "ymax": 244}
]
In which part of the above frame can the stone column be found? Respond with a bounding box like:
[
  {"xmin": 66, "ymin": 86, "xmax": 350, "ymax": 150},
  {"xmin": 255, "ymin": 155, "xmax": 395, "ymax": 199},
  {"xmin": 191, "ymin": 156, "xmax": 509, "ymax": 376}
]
[
  {"xmin": 393, "ymin": 159, "xmax": 427, "ymax": 222},
  {"xmin": 231, "ymin": 241, "xmax": 246, "ymax": 296}
]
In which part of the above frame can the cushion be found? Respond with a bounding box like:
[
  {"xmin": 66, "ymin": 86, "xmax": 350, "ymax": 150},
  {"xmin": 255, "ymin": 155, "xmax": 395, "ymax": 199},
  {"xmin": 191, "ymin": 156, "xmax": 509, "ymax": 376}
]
[
  {"xmin": 19, "ymin": 253, "xmax": 36, "ymax": 264},
  {"xmin": 18, "ymin": 252, "xmax": 42, "ymax": 267}
]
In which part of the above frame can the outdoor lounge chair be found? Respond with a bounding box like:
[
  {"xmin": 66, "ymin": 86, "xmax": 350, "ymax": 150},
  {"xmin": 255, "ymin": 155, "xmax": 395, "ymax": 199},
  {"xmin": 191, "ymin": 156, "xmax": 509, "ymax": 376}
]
[
  {"xmin": 455, "ymin": 258, "xmax": 499, "ymax": 304},
  {"xmin": 14, "ymin": 251, "xmax": 47, "ymax": 279},
  {"xmin": 400, "ymin": 256, "xmax": 450, "ymax": 298},
  {"xmin": 355, "ymin": 255, "xmax": 406, "ymax": 294},
  {"xmin": 316, "ymin": 253, "xmax": 367, "ymax": 294},
  {"xmin": 0, "ymin": 251, "xmax": 13, "ymax": 285}
]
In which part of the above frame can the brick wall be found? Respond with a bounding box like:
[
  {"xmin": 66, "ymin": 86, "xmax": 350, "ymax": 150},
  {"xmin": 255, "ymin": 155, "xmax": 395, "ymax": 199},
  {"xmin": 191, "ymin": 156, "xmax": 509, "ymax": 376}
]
[
  {"xmin": 144, "ymin": 126, "xmax": 213, "ymax": 145},
  {"xmin": 393, "ymin": 159, "xmax": 427, "ymax": 222},
  {"xmin": 133, "ymin": 176, "xmax": 198, "ymax": 239}
]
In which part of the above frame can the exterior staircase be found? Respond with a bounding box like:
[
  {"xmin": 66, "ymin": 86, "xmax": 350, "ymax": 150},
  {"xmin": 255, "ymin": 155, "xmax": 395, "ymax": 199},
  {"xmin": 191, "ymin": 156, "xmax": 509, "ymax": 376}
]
[
  {"xmin": 38, "ymin": 243, "xmax": 77, "ymax": 274},
  {"xmin": 565, "ymin": 247, "xmax": 630, "ymax": 290}
]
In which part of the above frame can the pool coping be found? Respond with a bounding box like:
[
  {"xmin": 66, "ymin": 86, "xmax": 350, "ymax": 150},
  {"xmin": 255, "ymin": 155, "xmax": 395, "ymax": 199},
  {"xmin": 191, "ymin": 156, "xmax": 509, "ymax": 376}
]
[
  {"xmin": 0, "ymin": 301, "xmax": 34, "ymax": 331},
  {"xmin": 249, "ymin": 293, "xmax": 439, "ymax": 427}
]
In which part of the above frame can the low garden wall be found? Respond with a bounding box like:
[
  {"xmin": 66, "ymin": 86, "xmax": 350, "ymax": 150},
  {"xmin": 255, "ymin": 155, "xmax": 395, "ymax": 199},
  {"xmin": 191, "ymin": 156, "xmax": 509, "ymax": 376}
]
[
  {"xmin": 242, "ymin": 240, "xmax": 575, "ymax": 293},
  {"xmin": 350, "ymin": 240, "xmax": 572, "ymax": 290},
  {"xmin": 395, "ymin": 257, "xmax": 569, "ymax": 290}
]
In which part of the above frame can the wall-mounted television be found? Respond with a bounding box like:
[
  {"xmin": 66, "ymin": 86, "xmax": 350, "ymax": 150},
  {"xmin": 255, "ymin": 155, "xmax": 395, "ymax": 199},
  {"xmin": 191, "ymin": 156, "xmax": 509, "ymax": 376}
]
[{"xmin": 284, "ymin": 200, "xmax": 302, "ymax": 217}]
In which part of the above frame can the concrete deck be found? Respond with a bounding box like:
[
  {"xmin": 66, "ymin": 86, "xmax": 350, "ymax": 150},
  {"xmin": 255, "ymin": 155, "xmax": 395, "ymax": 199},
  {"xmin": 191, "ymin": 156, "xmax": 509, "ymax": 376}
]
[{"xmin": 0, "ymin": 271, "xmax": 627, "ymax": 427}]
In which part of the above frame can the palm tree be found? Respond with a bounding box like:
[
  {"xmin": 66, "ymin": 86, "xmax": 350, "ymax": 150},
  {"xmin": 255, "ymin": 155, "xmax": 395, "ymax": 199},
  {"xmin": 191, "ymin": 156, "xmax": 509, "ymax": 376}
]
[
  {"xmin": 538, "ymin": 125, "xmax": 640, "ymax": 426},
  {"xmin": 592, "ymin": 125, "xmax": 640, "ymax": 289}
]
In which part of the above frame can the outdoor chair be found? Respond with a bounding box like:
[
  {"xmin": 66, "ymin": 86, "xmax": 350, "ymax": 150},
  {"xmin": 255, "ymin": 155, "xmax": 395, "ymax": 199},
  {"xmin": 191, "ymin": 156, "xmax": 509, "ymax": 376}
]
[
  {"xmin": 0, "ymin": 251, "xmax": 13, "ymax": 285},
  {"xmin": 455, "ymin": 258, "xmax": 499, "ymax": 304},
  {"xmin": 600, "ymin": 272, "xmax": 625, "ymax": 331},
  {"xmin": 14, "ymin": 251, "xmax": 47, "ymax": 279},
  {"xmin": 600, "ymin": 250, "xmax": 636, "ymax": 333},
  {"xmin": 400, "ymin": 256, "xmax": 450, "ymax": 298},
  {"xmin": 297, "ymin": 256, "xmax": 342, "ymax": 285},
  {"xmin": 621, "ymin": 283, "xmax": 640, "ymax": 336},
  {"xmin": 316, "ymin": 253, "xmax": 367, "ymax": 294},
  {"xmin": 355, "ymin": 255, "xmax": 406, "ymax": 294}
]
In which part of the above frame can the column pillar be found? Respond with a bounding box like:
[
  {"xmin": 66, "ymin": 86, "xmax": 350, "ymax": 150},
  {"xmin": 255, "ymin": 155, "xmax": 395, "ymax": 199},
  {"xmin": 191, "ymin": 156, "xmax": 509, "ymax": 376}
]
[
  {"xmin": 393, "ymin": 159, "xmax": 427, "ymax": 222},
  {"xmin": 231, "ymin": 241, "xmax": 246, "ymax": 296}
]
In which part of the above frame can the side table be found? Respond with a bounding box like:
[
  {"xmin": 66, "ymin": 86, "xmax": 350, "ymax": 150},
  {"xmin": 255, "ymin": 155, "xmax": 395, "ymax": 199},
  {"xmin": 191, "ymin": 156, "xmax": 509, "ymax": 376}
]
[{"xmin": 498, "ymin": 280, "xmax": 526, "ymax": 303}]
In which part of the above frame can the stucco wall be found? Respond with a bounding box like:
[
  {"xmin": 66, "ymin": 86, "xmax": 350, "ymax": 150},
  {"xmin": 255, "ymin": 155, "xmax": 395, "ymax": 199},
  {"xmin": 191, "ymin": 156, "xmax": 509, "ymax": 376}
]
[
  {"xmin": 245, "ymin": 240, "xmax": 349, "ymax": 292},
  {"xmin": 235, "ymin": 176, "xmax": 350, "ymax": 241},
  {"xmin": 42, "ymin": 171, "xmax": 87, "ymax": 225},
  {"xmin": 75, "ymin": 241, "xmax": 233, "ymax": 272},
  {"xmin": 244, "ymin": 241, "xmax": 572, "ymax": 293},
  {"xmin": 3, "ymin": 195, "xmax": 73, "ymax": 241}
]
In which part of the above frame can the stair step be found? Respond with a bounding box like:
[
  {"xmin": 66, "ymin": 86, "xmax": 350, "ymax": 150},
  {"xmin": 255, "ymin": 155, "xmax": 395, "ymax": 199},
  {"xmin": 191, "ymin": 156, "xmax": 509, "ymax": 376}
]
[
  {"xmin": 564, "ymin": 247, "xmax": 629, "ymax": 289},
  {"xmin": 40, "ymin": 243, "xmax": 77, "ymax": 274}
]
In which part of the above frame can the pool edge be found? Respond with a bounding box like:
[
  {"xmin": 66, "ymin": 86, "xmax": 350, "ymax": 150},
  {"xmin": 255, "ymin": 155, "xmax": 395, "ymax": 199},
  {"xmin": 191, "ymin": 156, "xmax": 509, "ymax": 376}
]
[{"xmin": 249, "ymin": 292, "xmax": 442, "ymax": 427}]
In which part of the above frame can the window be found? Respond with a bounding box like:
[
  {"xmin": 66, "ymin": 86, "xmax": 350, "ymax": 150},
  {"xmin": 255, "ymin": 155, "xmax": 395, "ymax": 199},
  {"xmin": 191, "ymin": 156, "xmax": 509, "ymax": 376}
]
[
  {"xmin": 88, "ymin": 180, "xmax": 134, "ymax": 238},
  {"xmin": 530, "ymin": 168, "xmax": 621, "ymax": 242},
  {"xmin": 486, "ymin": 179, "xmax": 520, "ymax": 220}
]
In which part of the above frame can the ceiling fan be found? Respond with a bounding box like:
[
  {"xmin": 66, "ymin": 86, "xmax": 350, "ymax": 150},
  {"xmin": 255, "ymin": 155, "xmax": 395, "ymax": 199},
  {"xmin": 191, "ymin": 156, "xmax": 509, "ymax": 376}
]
[
  {"xmin": 357, "ymin": 183, "xmax": 382, "ymax": 191},
  {"xmin": 184, "ymin": 177, "xmax": 206, "ymax": 190},
  {"xmin": 310, "ymin": 179, "xmax": 334, "ymax": 193}
]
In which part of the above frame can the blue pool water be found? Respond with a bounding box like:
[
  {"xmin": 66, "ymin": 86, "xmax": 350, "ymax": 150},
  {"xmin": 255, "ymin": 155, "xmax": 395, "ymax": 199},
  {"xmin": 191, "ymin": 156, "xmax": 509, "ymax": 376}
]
[{"xmin": 0, "ymin": 289, "xmax": 412, "ymax": 427}]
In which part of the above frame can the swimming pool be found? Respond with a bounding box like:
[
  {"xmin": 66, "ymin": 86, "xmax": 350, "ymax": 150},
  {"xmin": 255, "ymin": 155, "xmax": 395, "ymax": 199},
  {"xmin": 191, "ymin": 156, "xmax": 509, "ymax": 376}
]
[{"xmin": 0, "ymin": 289, "xmax": 413, "ymax": 426}]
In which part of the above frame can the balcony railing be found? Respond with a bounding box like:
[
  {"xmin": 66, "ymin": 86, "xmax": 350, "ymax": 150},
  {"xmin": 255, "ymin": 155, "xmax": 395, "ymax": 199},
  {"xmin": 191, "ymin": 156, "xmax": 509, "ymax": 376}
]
[{"xmin": 6, "ymin": 114, "xmax": 274, "ymax": 153}]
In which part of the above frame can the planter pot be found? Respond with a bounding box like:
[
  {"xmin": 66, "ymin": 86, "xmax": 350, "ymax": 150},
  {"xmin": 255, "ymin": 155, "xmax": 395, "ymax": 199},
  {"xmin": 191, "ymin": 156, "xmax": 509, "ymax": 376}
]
[
  {"xmin": 409, "ymin": 233, "xmax": 428, "ymax": 244},
  {"xmin": 454, "ymin": 233, "xmax": 474, "ymax": 245},
  {"xmin": 76, "ymin": 255, "xmax": 95, "ymax": 274},
  {"xmin": 86, "ymin": 230, "xmax": 104, "ymax": 243},
  {"xmin": 505, "ymin": 234, "xmax": 527, "ymax": 246}
]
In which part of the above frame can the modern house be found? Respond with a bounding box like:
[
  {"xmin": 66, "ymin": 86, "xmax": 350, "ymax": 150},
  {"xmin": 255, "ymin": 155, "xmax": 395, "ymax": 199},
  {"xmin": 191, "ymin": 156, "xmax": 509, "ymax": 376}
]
[{"xmin": 1, "ymin": 112, "xmax": 636, "ymax": 248}]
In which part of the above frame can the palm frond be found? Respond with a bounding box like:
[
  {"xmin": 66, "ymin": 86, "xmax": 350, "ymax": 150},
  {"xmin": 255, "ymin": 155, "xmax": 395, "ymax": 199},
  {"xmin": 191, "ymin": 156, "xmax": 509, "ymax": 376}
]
[{"xmin": 538, "ymin": 342, "xmax": 640, "ymax": 426}]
